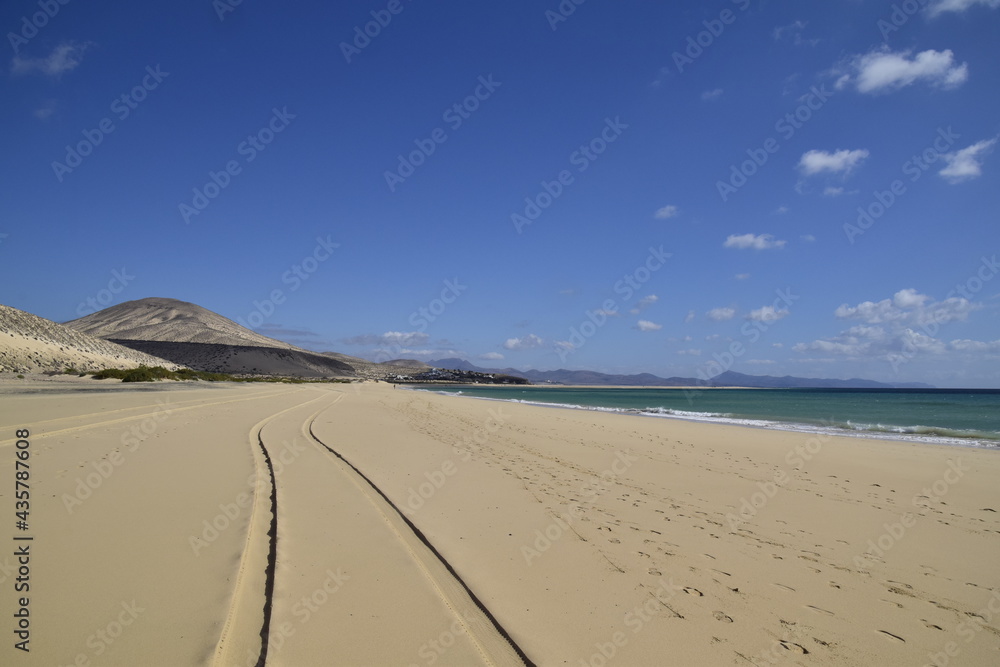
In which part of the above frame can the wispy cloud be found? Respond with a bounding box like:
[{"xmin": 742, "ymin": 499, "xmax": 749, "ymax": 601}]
[
  {"xmin": 707, "ymin": 307, "xmax": 736, "ymax": 322},
  {"xmin": 799, "ymin": 149, "xmax": 869, "ymax": 176},
  {"xmin": 928, "ymin": 0, "xmax": 1000, "ymax": 16},
  {"xmin": 724, "ymin": 233, "xmax": 787, "ymax": 250},
  {"xmin": 635, "ymin": 320, "xmax": 662, "ymax": 332},
  {"xmin": 654, "ymin": 205, "xmax": 680, "ymax": 219},
  {"xmin": 479, "ymin": 352, "xmax": 505, "ymax": 361},
  {"xmin": 939, "ymin": 137, "xmax": 997, "ymax": 183},
  {"xmin": 630, "ymin": 294, "xmax": 658, "ymax": 315},
  {"xmin": 701, "ymin": 88, "xmax": 723, "ymax": 101},
  {"xmin": 503, "ymin": 334, "xmax": 544, "ymax": 350},
  {"xmin": 342, "ymin": 331, "xmax": 430, "ymax": 347},
  {"xmin": 11, "ymin": 41, "xmax": 89, "ymax": 77}
]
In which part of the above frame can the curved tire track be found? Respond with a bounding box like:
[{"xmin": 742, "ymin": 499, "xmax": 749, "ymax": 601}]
[{"xmin": 303, "ymin": 395, "xmax": 536, "ymax": 667}]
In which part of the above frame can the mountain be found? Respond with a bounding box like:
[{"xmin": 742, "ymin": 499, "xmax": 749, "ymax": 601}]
[
  {"xmin": 428, "ymin": 359, "xmax": 935, "ymax": 389},
  {"xmin": 66, "ymin": 298, "xmax": 354, "ymax": 378},
  {"xmin": 0, "ymin": 304, "xmax": 178, "ymax": 373},
  {"xmin": 66, "ymin": 297, "xmax": 297, "ymax": 348}
]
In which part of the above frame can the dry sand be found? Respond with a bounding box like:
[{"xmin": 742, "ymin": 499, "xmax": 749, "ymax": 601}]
[{"xmin": 1, "ymin": 380, "xmax": 997, "ymax": 666}]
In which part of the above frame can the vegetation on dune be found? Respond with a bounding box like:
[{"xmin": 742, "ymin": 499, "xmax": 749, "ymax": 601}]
[{"xmin": 89, "ymin": 365, "xmax": 353, "ymax": 384}]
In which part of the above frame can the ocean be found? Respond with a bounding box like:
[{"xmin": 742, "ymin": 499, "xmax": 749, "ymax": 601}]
[{"xmin": 412, "ymin": 386, "xmax": 1000, "ymax": 449}]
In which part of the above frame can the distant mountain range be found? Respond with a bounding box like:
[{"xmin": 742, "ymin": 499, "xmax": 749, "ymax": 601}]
[
  {"xmin": 0, "ymin": 297, "xmax": 938, "ymax": 387},
  {"xmin": 428, "ymin": 358, "xmax": 934, "ymax": 389}
]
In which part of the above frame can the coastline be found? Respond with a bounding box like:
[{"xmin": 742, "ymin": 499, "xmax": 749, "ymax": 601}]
[
  {"xmin": 2, "ymin": 381, "xmax": 998, "ymax": 665},
  {"xmin": 409, "ymin": 384, "xmax": 1000, "ymax": 451}
]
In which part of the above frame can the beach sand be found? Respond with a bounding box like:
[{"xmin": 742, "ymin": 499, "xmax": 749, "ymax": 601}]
[{"xmin": 1, "ymin": 379, "xmax": 998, "ymax": 666}]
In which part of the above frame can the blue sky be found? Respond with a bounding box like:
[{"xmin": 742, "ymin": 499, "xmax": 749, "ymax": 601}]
[{"xmin": 1, "ymin": 0, "xmax": 998, "ymax": 387}]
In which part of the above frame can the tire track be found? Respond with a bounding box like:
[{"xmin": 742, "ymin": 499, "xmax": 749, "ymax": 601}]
[
  {"xmin": 0, "ymin": 387, "xmax": 292, "ymax": 447},
  {"xmin": 211, "ymin": 390, "xmax": 330, "ymax": 667},
  {"xmin": 303, "ymin": 394, "xmax": 535, "ymax": 667}
]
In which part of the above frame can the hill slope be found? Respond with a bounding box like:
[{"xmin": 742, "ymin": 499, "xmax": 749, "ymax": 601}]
[
  {"xmin": 65, "ymin": 298, "xmax": 354, "ymax": 378},
  {"xmin": 66, "ymin": 297, "xmax": 297, "ymax": 348},
  {"xmin": 0, "ymin": 304, "xmax": 178, "ymax": 373}
]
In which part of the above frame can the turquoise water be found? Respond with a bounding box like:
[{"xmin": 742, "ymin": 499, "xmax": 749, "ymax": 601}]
[{"xmin": 413, "ymin": 386, "xmax": 1000, "ymax": 449}]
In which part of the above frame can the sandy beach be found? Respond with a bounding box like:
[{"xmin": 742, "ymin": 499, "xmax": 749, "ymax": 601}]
[{"xmin": 1, "ymin": 378, "xmax": 998, "ymax": 666}]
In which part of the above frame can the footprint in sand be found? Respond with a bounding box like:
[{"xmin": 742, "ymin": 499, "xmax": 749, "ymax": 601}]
[
  {"xmin": 713, "ymin": 611, "xmax": 733, "ymax": 623},
  {"xmin": 648, "ymin": 568, "xmax": 662, "ymax": 576},
  {"xmin": 922, "ymin": 620, "xmax": 944, "ymax": 631},
  {"xmin": 683, "ymin": 587, "xmax": 703, "ymax": 596},
  {"xmin": 878, "ymin": 630, "xmax": 905, "ymax": 643},
  {"xmin": 779, "ymin": 641, "xmax": 809, "ymax": 654},
  {"xmin": 806, "ymin": 605, "xmax": 835, "ymax": 616},
  {"xmin": 773, "ymin": 583, "xmax": 796, "ymax": 592}
]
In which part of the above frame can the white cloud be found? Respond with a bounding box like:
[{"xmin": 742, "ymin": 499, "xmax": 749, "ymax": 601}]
[
  {"xmin": 677, "ymin": 349, "xmax": 701, "ymax": 356},
  {"xmin": 800, "ymin": 234, "xmax": 817, "ymax": 242},
  {"xmin": 630, "ymin": 294, "xmax": 659, "ymax": 315},
  {"xmin": 928, "ymin": 0, "xmax": 1000, "ymax": 16},
  {"xmin": 479, "ymin": 352, "xmax": 505, "ymax": 361},
  {"xmin": 747, "ymin": 306, "xmax": 790, "ymax": 323},
  {"xmin": 635, "ymin": 320, "xmax": 662, "ymax": 332},
  {"xmin": 795, "ymin": 289, "xmax": 981, "ymax": 361},
  {"xmin": 724, "ymin": 233, "xmax": 787, "ymax": 250},
  {"xmin": 503, "ymin": 334, "xmax": 544, "ymax": 350},
  {"xmin": 683, "ymin": 310, "xmax": 696, "ymax": 324},
  {"xmin": 707, "ymin": 307, "xmax": 736, "ymax": 322},
  {"xmin": 593, "ymin": 308, "xmax": 620, "ymax": 317},
  {"xmin": 774, "ymin": 206, "xmax": 790, "ymax": 215},
  {"xmin": 654, "ymin": 205, "xmax": 679, "ymax": 219},
  {"xmin": 735, "ymin": 273, "xmax": 751, "ymax": 280},
  {"xmin": 939, "ymin": 137, "xmax": 997, "ymax": 183},
  {"xmin": 950, "ymin": 339, "xmax": 1000, "ymax": 352},
  {"xmin": 823, "ymin": 186, "xmax": 845, "ymax": 197},
  {"xmin": 799, "ymin": 149, "xmax": 870, "ymax": 175},
  {"xmin": 701, "ymin": 89, "xmax": 723, "ymax": 101},
  {"xmin": 837, "ymin": 47, "xmax": 969, "ymax": 94},
  {"xmin": 11, "ymin": 42, "xmax": 89, "ymax": 77}
]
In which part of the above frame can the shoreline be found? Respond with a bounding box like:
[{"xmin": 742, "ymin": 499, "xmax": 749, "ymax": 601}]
[{"xmin": 407, "ymin": 385, "xmax": 1000, "ymax": 452}]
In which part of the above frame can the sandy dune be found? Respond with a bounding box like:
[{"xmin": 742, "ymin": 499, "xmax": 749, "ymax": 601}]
[
  {"xmin": 0, "ymin": 381, "xmax": 997, "ymax": 666},
  {"xmin": 0, "ymin": 304, "xmax": 177, "ymax": 374}
]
